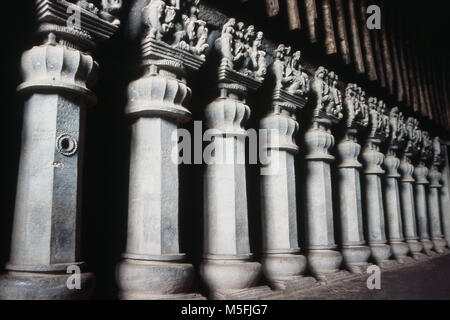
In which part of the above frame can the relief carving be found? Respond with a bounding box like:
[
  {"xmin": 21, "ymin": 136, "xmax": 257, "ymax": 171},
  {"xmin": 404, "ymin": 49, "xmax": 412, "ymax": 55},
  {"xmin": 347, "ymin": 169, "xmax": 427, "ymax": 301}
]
[
  {"xmin": 142, "ymin": 0, "xmax": 209, "ymax": 58},
  {"xmin": 311, "ymin": 66, "xmax": 343, "ymax": 122},
  {"xmin": 343, "ymin": 83, "xmax": 368, "ymax": 129},
  {"xmin": 218, "ymin": 18, "xmax": 267, "ymax": 81}
]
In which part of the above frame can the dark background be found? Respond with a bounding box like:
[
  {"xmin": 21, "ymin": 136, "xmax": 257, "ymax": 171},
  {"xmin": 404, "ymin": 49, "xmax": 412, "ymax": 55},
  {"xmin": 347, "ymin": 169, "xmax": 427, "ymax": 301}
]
[{"xmin": 0, "ymin": 0, "xmax": 449, "ymax": 299}]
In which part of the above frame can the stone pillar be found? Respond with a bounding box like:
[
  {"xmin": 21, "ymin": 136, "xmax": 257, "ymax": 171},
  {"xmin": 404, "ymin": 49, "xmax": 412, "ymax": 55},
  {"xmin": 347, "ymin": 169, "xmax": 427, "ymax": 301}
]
[
  {"xmin": 0, "ymin": 0, "xmax": 121, "ymax": 300},
  {"xmin": 336, "ymin": 84, "xmax": 371, "ymax": 273},
  {"xmin": 383, "ymin": 108, "xmax": 410, "ymax": 263},
  {"xmin": 426, "ymin": 137, "xmax": 447, "ymax": 253},
  {"xmin": 200, "ymin": 20, "xmax": 267, "ymax": 296},
  {"xmin": 398, "ymin": 118, "xmax": 424, "ymax": 259},
  {"xmin": 116, "ymin": 1, "xmax": 208, "ymax": 300},
  {"xmin": 414, "ymin": 131, "xmax": 434, "ymax": 255},
  {"xmin": 259, "ymin": 45, "xmax": 315, "ymax": 290},
  {"xmin": 440, "ymin": 143, "xmax": 450, "ymax": 247},
  {"xmin": 361, "ymin": 98, "xmax": 392, "ymax": 267},
  {"xmin": 304, "ymin": 67, "xmax": 344, "ymax": 281}
]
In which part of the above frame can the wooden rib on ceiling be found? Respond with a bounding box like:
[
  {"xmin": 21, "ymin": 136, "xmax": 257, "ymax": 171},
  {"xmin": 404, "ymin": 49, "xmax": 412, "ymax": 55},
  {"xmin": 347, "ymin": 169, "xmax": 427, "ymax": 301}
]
[{"xmin": 256, "ymin": 0, "xmax": 449, "ymax": 128}]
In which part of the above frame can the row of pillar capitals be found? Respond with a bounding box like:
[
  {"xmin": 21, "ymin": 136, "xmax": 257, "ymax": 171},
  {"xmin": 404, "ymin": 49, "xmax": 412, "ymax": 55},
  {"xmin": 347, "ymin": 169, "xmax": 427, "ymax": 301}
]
[
  {"xmin": 0, "ymin": 0, "xmax": 123, "ymax": 300},
  {"xmin": 2, "ymin": 0, "xmax": 450, "ymax": 300}
]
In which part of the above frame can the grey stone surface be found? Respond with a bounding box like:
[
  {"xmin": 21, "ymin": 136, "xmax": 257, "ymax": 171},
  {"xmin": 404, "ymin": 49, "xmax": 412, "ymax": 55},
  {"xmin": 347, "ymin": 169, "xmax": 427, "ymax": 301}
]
[
  {"xmin": 427, "ymin": 138, "xmax": 447, "ymax": 253},
  {"xmin": 361, "ymin": 98, "xmax": 392, "ymax": 265},
  {"xmin": 200, "ymin": 18, "xmax": 266, "ymax": 294},
  {"xmin": 116, "ymin": 0, "xmax": 208, "ymax": 299},
  {"xmin": 260, "ymin": 44, "xmax": 311, "ymax": 287},
  {"xmin": 337, "ymin": 84, "xmax": 370, "ymax": 273},
  {"xmin": 383, "ymin": 108, "xmax": 410, "ymax": 263},
  {"xmin": 399, "ymin": 119, "xmax": 424, "ymax": 259},
  {"xmin": 304, "ymin": 67, "xmax": 343, "ymax": 279},
  {"xmin": 415, "ymin": 163, "xmax": 434, "ymax": 255},
  {"xmin": 440, "ymin": 145, "xmax": 450, "ymax": 247}
]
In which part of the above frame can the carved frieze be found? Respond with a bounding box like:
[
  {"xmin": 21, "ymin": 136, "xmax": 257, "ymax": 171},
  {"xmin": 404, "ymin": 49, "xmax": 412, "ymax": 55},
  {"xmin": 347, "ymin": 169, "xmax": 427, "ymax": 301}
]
[
  {"xmin": 216, "ymin": 18, "xmax": 267, "ymax": 91},
  {"xmin": 310, "ymin": 66, "xmax": 343, "ymax": 125},
  {"xmin": 343, "ymin": 83, "xmax": 368, "ymax": 130},
  {"xmin": 367, "ymin": 97, "xmax": 389, "ymax": 142},
  {"xmin": 141, "ymin": 0, "xmax": 209, "ymax": 72},
  {"xmin": 387, "ymin": 107, "xmax": 407, "ymax": 150},
  {"xmin": 271, "ymin": 44, "xmax": 310, "ymax": 112}
]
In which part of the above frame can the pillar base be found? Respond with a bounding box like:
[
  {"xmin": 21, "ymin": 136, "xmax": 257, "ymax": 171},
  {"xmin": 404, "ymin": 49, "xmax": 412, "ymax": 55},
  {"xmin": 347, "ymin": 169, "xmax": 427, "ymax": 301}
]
[
  {"xmin": 341, "ymin": 245, "xmax": 371, "ymax": 274},
  {"xmin": 210, "ymin": 285, "xmax": 279, "ymax": 300},
  {"xmin": 307, "ymin": 249, "xmax": 343, "ymax": 278},
  {"xmin": 269, "ymin": 275, "xmax": 318, "ymax": 291},
  {"xmin": 431, "ymin": 237, "xmax": 447, "ymax": 254},
  {"xmin": 116, "ymin": 259, "xmax": 194, "ymax": 299},
  {"xmin": 200, "ymin": 259, "xmax": 261, "ymax": 292},
  {"xmin": 261, "ymin": 253, "xmax": 307, "ymax": 284},
  {"xmin": 421, "ymin": 239, "xmax": 434, "ymax": 255},
  {"xmin": 369, "ymin": 243, "xmax": 392, "ymax": 264},
  {"xmin": 406, "ymin": 240, "xmax": 424, "ymax": 259},
  {"xmin": 118, "ymin": 292, "xmax": 206, "ymax": 300},
  {"xmin": 0, "ymin": 271, "xmax": 94, "ymax": 300},
  {"xmin": 390, "ymin": 241, "xmax": 410, "ymax": 263}
]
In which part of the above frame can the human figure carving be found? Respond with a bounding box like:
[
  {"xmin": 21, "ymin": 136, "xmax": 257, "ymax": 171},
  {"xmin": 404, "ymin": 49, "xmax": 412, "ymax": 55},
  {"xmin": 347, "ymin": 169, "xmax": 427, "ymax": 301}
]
[
  {"xmin": 141, "ymin": 0, "xmax": 208, "ymax": 57},
  {"xmin": 218, "ymin": 19, "xmax": 266, "ymax": 80}
]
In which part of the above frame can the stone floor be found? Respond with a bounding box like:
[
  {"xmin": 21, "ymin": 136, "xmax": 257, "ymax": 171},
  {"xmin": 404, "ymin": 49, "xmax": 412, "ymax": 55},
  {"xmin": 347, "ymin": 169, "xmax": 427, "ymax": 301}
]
[{"xmin": 276, "ymin": 253, "xmax": 450, "ymax": 300}]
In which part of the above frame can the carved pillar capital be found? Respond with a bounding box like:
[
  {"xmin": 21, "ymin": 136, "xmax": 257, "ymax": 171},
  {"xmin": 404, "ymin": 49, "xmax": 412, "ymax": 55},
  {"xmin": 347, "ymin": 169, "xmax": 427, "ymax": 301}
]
[
  {"xmin": 310, "ymin": 66, "xmax": 343, "ymax": 127},
  {"xmin": 362, "ymin": 97, "xmax": 390, "ymax": 175},
  {"xmin": 337, "ymin": 83, "xmax": 368, "ymax": 169}
]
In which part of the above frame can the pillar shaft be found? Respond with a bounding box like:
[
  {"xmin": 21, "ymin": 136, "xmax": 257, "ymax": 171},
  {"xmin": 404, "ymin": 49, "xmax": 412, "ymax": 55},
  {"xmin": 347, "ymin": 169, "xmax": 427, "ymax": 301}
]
[
  {"xmin": 259, "ymin": 45, "xmax": 312, "ymax": 289},
  {"xmin": 200, "ymin": 18, "xmax": 267, "ymax": 294},
  {"xmin": 125, "ymin": 117, "xmax": 181, "ymax": 258},
  {"xmin": 362, "ymin": 141, "xmax": 391, "ymax": 263},
  {"xmin": 440, "ymin": 145, "xmax": 450, "ymax": 247},
  {"xmin": 383, "ymin": 108, "xmax": 410, "ymax": 263},
  {"xmin": 427, "ymin": 163, "xmax": 447, "ymax": 253},
  {"xmin": 414, "ymin": 162, "xmax": 433, "ymax": 254},
  {"xmin": 384, "ymin": 151, "xmax": 409, "ymax": 262},
  {"xmin": 337, "ymin": 84, "xmax": 371, "ymax": 274},
  {"xmin": 304, "ymin": 67, "xmax": 344, "ymax": 280},
  {"xmin": 305, "ymin": 123, "xmax": 343, "ymax": 277},
  {"xmin": 260, "ymin": 112, "xmax": 305, "ymax": 279},
  {"xmin": 361, "ymin": 98, "xmax": 392, "ymax": 265},
  {"xmin": 399, "ymin": 153, "xmax": 423, "ymax": 258},
  {"xmin": 116, "ymin": 1, "xmax": 209, "ymax": 299}
]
